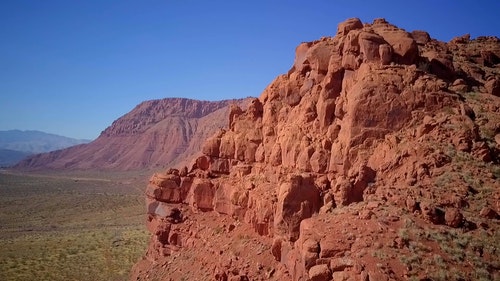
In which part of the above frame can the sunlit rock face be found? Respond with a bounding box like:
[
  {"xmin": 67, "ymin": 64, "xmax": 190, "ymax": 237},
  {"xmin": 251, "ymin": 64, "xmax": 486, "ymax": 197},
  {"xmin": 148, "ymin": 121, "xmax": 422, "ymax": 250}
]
[{"xmin": 132, "ymin": 18, "xmax": 500, "ymax": 281}]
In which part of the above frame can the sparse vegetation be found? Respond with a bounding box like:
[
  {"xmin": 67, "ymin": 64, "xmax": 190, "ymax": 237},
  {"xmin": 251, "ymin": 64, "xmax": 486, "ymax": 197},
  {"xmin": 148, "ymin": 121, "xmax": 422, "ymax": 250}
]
[
  {"xmin": 213, "ymin": 226, "xmax": 224, "ymax": 235},
  {"xmin": 371, "ymin": 249, "xmax": 388, "ymax": 260},
  {"xmin": 399, "ymin": 253, "xmax": 420, "ymax": 268},
  {"xmin": 463, "ymin": 91, "xmax": 479, "ymax": 100},
  {"xmin": 492, "ymin": 166, "xmax": 500, "ymax": 179},
  {"xmin": 396, "ymin": 217, "xmax": 499, "ymax": 281},
  {"xmin": 0, "ymin": 172, "xmax": 149, "ymax": 281}
]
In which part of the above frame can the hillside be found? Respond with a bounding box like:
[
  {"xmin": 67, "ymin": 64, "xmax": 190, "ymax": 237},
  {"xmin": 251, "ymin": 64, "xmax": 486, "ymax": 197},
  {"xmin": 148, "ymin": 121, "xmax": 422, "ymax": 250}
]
[
  {"xmin": 14, "ymin": 98, "xmax": 250, "ymax": 171},
  {"xmin": 132, "ymin": 18, "xmax": 500, "ymax": 281}
]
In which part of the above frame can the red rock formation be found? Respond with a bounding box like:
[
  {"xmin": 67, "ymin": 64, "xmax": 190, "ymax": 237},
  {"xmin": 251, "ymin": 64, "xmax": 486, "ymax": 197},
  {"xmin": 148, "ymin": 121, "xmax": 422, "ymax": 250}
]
[
  {"xmin": 133, "ymin": 18, "xmax": 500, "ymax": 281},
  {"xmin": 14, "ymin": 98, "xmax": 250, "ymax": 170}
]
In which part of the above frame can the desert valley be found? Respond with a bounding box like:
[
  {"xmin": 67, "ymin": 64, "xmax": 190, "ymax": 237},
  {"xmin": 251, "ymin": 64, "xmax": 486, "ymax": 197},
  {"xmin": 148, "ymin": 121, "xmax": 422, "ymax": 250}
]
[{"xmin": 1, "ymin": 17, "xmax": 500, "ymax": 281}]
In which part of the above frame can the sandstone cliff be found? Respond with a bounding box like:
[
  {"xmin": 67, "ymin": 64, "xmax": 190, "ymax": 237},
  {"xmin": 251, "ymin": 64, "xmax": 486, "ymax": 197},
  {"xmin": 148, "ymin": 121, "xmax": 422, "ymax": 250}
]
[
  {"xmin": 15, "ymin": 98, "xmax": 250, "ymax": 170},
  {"xmin": 133, "ymin": 18, "xmax": 500, "ymax": 281}
]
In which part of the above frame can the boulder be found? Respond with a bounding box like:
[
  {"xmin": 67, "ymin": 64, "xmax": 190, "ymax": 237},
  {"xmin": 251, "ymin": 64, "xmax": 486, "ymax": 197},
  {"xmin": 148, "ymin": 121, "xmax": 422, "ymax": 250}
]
[
  {"xmin": 274, "ymin": 175, "xmax": 321, "ymax": 241},
  {"xmin": 187, "ymin": 178, "xmax": 215, "ymax": 211},
  {"xmin": 411, "ymin": 30, "xmax": 431, "ymax": 45},
  {"xmin": 379, "ymin": 44, "xmax": 392, "ymax": 65},
  {"xmin": 485, "ymin": 78, "xmax": 500, "ymax": 96},
  {"xmin": 358, "ymin": 31, "xmax": 386, "ymax": 63},
  {"xmin": 336, "ymin": 18, "xmax": 363, "ymax": 36},
  {"xmin": 196, "ymin": 155, "xmax": 211, "ymax": 171},
  {"xmin": 480, "ymin": 207, "xmax": 499, "ymax": 219},
  {"xmin": 372, "ymin": 18, "xmax": 419, "ymax": 65},
  {"xmin": 202, "ymin": 136, "xmax": 221, "ymax": 157},
  {"xmin": 308, "ymin": 264, "xmax": 331, "ymax": 281},
  {"xmin": 445, "ymin": 208, "xmax": 464, "ymax": 228}
]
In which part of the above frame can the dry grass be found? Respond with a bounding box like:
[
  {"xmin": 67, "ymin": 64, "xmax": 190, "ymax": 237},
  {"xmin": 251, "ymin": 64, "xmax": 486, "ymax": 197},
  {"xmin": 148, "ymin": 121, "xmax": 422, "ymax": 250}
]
[
  {"xmin": 395, "ymin": 215, "xmax": 499, "ymax": 281},
  {"xmin": 0, "ymin": 171, "xmax": 150, "ymax": 281}
]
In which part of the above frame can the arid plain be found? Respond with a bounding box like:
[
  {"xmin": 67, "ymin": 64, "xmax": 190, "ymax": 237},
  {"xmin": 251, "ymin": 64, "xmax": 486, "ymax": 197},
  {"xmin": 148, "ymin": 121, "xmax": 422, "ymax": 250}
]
[{"xmin": 0, "ymin": 171, "xmax": 150, "ymax": 281}]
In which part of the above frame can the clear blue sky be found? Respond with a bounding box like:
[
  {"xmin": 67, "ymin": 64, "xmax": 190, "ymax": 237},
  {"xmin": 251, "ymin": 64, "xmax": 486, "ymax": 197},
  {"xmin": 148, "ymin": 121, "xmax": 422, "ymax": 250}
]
[{"xmin": 1, "ymin": 0, "xmax": 499, "ymax": 140}]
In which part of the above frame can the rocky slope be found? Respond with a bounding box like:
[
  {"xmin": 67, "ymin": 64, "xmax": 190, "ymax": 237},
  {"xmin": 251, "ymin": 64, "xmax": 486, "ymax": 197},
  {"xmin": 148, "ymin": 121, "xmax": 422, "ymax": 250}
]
[
  {"xmin": 132, "ymin": 18, "xmax": 500, "ymax": 281},
  {"xmin": 15, "ymin": 98, "xmax": 250, "ymax": 170}
]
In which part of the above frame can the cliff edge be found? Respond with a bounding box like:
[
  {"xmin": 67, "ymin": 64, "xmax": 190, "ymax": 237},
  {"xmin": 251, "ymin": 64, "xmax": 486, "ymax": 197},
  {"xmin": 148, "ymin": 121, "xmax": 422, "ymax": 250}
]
[{"xmin": 133, "ymin": 18, "xmax": 500, "ymax": 281}]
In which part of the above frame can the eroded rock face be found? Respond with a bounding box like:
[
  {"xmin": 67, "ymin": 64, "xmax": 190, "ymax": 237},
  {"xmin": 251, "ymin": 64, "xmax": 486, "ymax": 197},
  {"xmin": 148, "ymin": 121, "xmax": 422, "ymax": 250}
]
[
  {"xmin": 134, "ymin": 18, "xmax": 500, "ymax": 281},
  {"xmin": 274, "ymin": 174, "xmax": 321, "ymax": 242}
]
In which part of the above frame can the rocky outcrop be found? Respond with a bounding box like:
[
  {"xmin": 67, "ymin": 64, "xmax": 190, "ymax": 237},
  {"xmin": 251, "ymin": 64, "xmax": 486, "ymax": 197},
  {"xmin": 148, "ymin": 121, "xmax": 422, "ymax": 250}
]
[
  {"xmin": 133, "ymin": 18, "xmax": 500, "ymax": 281},
  {"xmin": 14, "ymin": 98, "xmax": 250, "ymax": 170}
]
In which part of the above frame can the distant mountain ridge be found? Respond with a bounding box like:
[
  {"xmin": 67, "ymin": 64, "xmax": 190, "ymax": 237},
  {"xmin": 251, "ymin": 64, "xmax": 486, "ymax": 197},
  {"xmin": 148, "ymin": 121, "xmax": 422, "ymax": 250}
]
[
  {"xmin": 0, "ymin": 130, "xmax": 91, "ymax": 154},
  {"xmin": 0, "ymin": 130, "xmax": 91, "ymax": 167},
  {"xmin": 14, "ymin": 98, "xmax": 251, "ymax": 170},
  {"xmin": 0, "ymin": 148, "xmax": 32, "ymax": 167}
]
